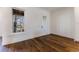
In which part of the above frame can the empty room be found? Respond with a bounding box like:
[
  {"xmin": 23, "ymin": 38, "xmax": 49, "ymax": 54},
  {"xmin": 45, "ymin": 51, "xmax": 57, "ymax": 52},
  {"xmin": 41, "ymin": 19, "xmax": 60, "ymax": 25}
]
[{"xmin": 0, "ymin": 7, "xmax": 79, "ymax": 52}]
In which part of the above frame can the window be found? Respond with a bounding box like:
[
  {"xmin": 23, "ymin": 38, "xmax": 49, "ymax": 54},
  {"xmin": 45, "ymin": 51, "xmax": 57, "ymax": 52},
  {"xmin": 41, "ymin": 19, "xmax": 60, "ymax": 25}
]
[{"xmin": 12, "ymin": 9, "xmax": 24, "ymax": 33}]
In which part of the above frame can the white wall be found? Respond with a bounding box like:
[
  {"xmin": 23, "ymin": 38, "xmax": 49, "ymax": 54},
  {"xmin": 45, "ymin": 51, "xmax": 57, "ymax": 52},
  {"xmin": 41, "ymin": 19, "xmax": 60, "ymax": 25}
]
[
  {"xmin": 0, "ymin": 7, "xmax": 13, "ymax": 45},
  {"xmin": 0, "ymin": 10, "xmax": 2, "ymax": 36},
  {"xmin": 1, "ymin": 7, "xmax": 50, "ymax": 45},
  {"xmin": 74, "ymin": 7, "xmax": 79, "ymax": 41},
  {"xmin": 0, "ymin": 23, "xmax": 2, "ymax": 36},
  {"xmin": 50, "ymin": 8, "xmax": 75, "ymax": 38}
]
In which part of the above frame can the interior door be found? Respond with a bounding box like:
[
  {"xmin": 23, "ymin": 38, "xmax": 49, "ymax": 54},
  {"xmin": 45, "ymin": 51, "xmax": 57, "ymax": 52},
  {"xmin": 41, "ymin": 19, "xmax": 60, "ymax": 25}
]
[{"xmin": 41, "ymin": 16, "xmax": 48, "ymax": 35}]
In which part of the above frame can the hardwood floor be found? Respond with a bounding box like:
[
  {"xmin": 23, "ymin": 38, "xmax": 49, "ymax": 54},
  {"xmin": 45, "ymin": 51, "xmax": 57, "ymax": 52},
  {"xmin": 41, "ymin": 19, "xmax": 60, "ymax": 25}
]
[{"xmin": 0, "ymin": 34, "xmax": 79, "ymax": 52}]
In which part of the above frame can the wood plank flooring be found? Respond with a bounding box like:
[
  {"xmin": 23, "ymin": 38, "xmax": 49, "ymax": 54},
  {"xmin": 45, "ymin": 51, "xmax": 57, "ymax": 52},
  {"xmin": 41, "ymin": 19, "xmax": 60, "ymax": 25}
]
[{"xmin": 0, "ymin": 34, "xmax": 79, "ymax": 52}]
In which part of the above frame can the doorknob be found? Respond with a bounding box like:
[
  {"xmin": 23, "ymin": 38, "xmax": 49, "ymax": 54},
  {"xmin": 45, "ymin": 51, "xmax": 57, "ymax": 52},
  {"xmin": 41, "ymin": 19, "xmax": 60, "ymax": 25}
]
[{"xmin": 41, "ymin": 25, "xmax": 43, "ymax": 28}]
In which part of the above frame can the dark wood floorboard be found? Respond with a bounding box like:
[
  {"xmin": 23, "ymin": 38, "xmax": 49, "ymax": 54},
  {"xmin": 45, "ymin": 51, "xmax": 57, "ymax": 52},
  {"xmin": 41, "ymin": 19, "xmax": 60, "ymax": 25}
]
[{"xmin": 0, "ymin": 34, "xmax": 79, "ymax": 52}]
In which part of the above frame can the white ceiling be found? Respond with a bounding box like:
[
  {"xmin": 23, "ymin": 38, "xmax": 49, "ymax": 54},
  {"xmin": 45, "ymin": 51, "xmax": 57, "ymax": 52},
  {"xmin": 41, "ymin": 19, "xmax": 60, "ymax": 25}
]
[
  {"xmin": 13, "ymin": 7, "xmax": 64, "ymax": 12},
  {"xmin": 40, "ymin": 7, "xmax": 64, "ymax": 12}
]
